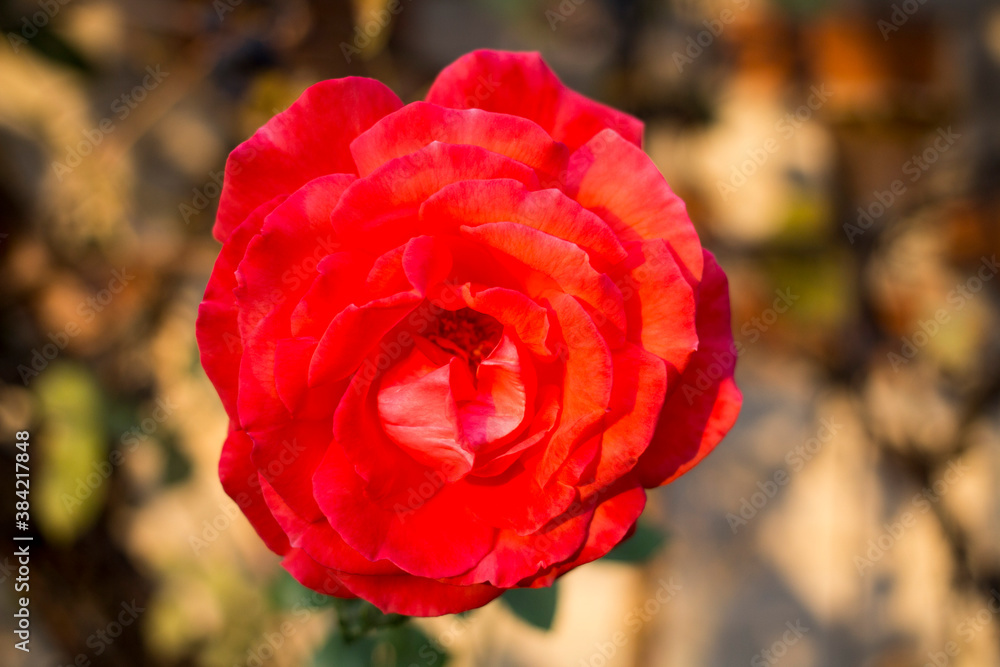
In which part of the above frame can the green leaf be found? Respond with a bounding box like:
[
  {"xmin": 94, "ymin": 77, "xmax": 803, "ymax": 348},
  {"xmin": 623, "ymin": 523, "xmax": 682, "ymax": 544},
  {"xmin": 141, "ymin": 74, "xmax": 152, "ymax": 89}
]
[
  {"xmin": 501, "ymin": 584, "xmax": 558, "ymax": 630},
  {"xmin": 603, "ymin": 522, "xmax": 668, "ymax": 563},
  {"xmin": 312, "ymin": 624, "xmax": 446, "ymax": 667}
]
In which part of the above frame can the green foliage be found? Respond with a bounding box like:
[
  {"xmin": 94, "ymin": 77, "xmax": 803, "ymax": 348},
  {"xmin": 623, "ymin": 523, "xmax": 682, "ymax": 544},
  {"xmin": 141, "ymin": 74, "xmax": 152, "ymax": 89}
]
[
  {"xmin": 270, "ymin": 571, "xmax": 420, "ymax": 665},
  {"xmin": 34, "ymin": 363, "xmax": 108, "ymax": 543},
  {"xmin": 502, "ymin": 583, "xmax": 559, "ymax": 630},
  {"xmin": 312, "ymin": 623, "xmax": 447, "ymax": 667},
  {"xmin": 603, "ymin": 521, "xmax": 668, "ymax": 563},
  {"xmin": 269, "ymin": 570, "xmax": 337, "ymax": 611},
  {"xmin": 333, "ymin": 598, "xmax": 410, "ymax": 642}
]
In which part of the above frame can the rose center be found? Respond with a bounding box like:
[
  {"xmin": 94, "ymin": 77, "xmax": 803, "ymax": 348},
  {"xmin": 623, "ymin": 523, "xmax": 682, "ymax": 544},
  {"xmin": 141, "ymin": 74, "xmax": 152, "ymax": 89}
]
[{"xmin": 426, "ymin": 308, "xmax": 504, "ymax": 376}]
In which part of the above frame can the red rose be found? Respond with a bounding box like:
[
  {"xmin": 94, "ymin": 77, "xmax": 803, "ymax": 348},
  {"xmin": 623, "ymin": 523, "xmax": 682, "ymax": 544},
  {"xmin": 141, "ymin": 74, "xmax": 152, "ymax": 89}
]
[{"xmin": 197, "ymin": 50, "xmax": 741, "ymax": 616}]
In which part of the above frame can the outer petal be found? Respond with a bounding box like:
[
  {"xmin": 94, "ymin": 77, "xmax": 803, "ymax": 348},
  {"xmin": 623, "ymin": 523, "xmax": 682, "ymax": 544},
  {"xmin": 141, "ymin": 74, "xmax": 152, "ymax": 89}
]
[
  {"xmin": 636, "ymin": 252, "xmax": 743, "ymax": 487},
  {"xmin": 335, "ymin": 570, "xmax": 503, "ymax": 617},
  {"xmin": 260, "ymin": 476, "xmax": 400, "ymax": 576},
  {"xmin": 281, "ymin": 548, "xmax": 355, "ymax": 599},
  {"xmin": 235, "ymin": 174, "xmax": 355, "ymax": 431},
  {"xmin": 218, "ymin": 426, "xmax": 290, "ymax": 555},
  {"xmin": 619, "ymin": 240, "xmax": 698, "ymax": 376},
  {"xmin": 351, "ymin": 102, "xmax": 569, "ymax": 180},
  {"xmin": 425, "ymin": 50, "xmax": 643, "ymax": 151},
  {"xmin": 564, "ymin": 129, "xmax": 704, "ymax": 283},
  {"xmin": 578, "ymin": 344, "xmax": 667, "ymax": 501},
  {"xmin": 250, "ymin": 420, "xmax": 331, "ymax": 523},
  {"xmin": 447, "ymin": 504, "xmax": 593, "ymax": 588},
  {"xmin": 214, "ymin": 78, "xmax": 402, "ymax": 242},
  {"xmin": 525, "ymin": 479, "xmax": 646, "ymax": 588},
  {"xmin": 197, "ymin": 195, "xmax": 285, "ymax": 422}
]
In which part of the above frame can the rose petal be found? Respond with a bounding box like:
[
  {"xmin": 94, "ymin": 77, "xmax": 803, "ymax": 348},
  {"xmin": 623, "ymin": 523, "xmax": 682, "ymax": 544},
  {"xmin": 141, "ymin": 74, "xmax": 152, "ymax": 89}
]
[
  {"xmin": 563, "ymin": 129, "xmax": 704, "ymax": 283},
  {"xmin": 425, "ymin": 50, "xmax": 642, "ymax": 151},
  {"xmin": 525, "ymin": 478, "xmax": 646, "ymax": 587},
  {"xmin": 214, "ymin": 78, "xmax": 401, "ymax": 242},
  {"xmin": 377, "ymin": 355, "xmax": 476, "ymax": 479},
  {"xmin": 260, "ymin": 476, "xmax": 400, "ymax": 575},
  {"xmin": 447, "ymin": 501, "xmax": 593, "ymax": 588},
  {"xmin": 351, "ymin": 102, "xmax": 568, "ymax": 180},
  {"xmin": 197, "ymin": 196, "xmax": 285, "ymax": 422},
  {"xmin": 636, "ymin": 252, "xmax": 743, "ymax": 487},
  {"xmin": 331, "ymin": 142, "xmax": 539, "ymax": 255},
  {"xmin": 335, "ymin": 570, "xmax": 503, "ymax": 617},
  {"xmin": 461, "ymin": 222, "xmax": 626, "ymax": 342},
  {"xmin": 420, "ymin": 178, "xmax": 628, "ymax": 269},
  {"xmin": 460, "ymin": 284, "xmax": 553, "ymax": 359},
  {"xmin": 313, "ymin": 438, "xmax": 495, "ymax": 579},
  {"xmin": 619, "ymin": 240, "xmax": 698, "ymax": 375},
  {"xmin": 578, "ymin": 344, "xmax": 666, "ymax": 500},
  {"xmin": 235, "ymin": 174, "xmax": 356, "ymax": 431},
  {"xmin": 218, "ymin": 425, "xmax": 290, "ymax": 554},
  {"xmin": 459, "ymin": 334, "xmax": 533, "ymax": 453},
  {"xmin": 308, "ymin": 291, "xmax": 422, "ymax": 387},
  {"xmin": 535, "ymin": 292, "xmax": 613, "ymax": 487},
  {"xmin": 248, "ymin": 419, "xmax": 332, "ymax": 523}
]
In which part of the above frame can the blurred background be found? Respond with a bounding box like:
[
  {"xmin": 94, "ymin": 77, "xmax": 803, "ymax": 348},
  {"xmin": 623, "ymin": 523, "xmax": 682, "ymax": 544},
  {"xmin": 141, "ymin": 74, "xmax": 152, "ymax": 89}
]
[{"xmin": 1, "ymin": 0, "xmax": 999, "ymax": 664}]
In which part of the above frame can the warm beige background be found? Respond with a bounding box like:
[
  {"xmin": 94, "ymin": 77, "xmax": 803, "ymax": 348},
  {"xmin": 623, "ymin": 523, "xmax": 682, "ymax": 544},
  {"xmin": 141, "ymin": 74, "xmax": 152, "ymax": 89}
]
[{"xmin": 1, "ymin": 0, "xmax": 998, "ymax": 665}]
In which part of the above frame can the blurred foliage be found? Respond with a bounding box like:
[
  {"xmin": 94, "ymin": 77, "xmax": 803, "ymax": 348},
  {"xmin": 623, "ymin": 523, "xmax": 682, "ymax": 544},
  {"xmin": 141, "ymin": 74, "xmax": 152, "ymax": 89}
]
[
  {"xmin": 312, "ymin": 624, "xmax": 448, "ymax": 667},
  {"xmin": 502, "ymin": 584, "xmax": 560, "ymax": 630},
  {"xmin": 34, "ymin": 362, "xmax": 108, "ymax": 543},
  {"xmin": 603, "ymin": 521, "xmax": 668, "ymax": 563}
]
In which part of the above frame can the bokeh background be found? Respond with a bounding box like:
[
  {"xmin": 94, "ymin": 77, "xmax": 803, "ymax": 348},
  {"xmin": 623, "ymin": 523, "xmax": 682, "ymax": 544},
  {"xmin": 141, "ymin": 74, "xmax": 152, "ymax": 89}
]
[{"xmin": 2, "ymin": 0, "xmax": 1000, "ymax": 665}]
